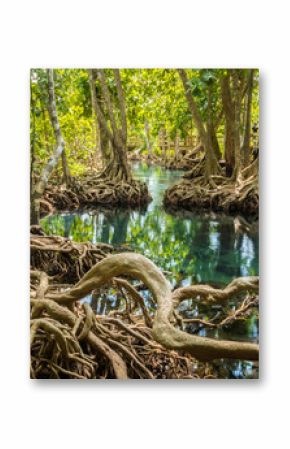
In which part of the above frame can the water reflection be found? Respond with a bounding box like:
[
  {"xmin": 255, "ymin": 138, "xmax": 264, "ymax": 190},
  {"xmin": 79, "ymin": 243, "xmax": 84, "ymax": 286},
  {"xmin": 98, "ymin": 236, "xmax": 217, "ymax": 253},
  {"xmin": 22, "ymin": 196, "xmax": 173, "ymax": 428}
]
[
  {"xmin": 41, "ymin": 165, "xmax": 258, "ymax": 288},
  {"xmin": 41, "ymin": 163, "xmax": 259, "ymax": 378}
]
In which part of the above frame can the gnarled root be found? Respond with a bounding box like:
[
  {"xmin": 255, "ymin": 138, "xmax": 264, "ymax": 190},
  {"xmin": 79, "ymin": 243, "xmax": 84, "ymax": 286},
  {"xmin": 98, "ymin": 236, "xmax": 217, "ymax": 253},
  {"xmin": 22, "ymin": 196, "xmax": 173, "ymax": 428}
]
[
  {"xmin": 40, "ymin": 176, "xmax": 151, "ymax": 216},
  {"xmin": 30, "ymin": 271, "xmax": 193, "ymax": 379},
  {"xmin": 30, "ymin": 233, "xmax": 114, "ymax": 283},
  {"xmin": 164, "ymin": 173, "xmax": 258, "ymax": 216},
  {"xmin": 44, "ymin": 253, "xmax": 259, "ymax": 364}
]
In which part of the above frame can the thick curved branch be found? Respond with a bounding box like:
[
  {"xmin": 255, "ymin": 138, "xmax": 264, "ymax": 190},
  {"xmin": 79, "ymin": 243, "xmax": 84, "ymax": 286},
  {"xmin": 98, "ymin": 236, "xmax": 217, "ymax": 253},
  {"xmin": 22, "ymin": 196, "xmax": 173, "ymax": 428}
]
[{"xmin": 49, "ymin": 253, "xmax": 259, "ymax": 362}]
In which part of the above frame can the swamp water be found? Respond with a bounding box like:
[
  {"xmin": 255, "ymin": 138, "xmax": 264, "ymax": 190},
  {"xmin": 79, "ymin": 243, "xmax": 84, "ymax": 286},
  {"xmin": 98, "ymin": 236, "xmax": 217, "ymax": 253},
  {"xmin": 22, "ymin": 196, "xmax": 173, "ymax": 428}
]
[{"xmin": 41, "ymin": 162, "xmax": 259, "ymax": 378}]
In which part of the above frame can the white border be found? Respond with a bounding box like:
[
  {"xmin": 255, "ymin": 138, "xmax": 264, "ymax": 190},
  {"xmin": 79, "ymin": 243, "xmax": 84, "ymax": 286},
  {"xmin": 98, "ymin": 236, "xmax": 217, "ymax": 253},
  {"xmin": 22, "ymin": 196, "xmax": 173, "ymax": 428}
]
[{"xmin": 0, "ymin": 1, "xmax": 289, "ymax": 447}]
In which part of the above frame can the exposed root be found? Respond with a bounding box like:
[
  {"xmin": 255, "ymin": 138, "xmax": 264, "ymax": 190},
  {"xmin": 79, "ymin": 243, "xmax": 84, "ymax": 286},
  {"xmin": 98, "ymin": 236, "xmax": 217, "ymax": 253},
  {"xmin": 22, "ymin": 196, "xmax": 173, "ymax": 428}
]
[
  {"xmin": 40, "ymin": 176, "xmax": 151, "ymax": 216},
  {"xmin": 182, "ymin": 295, "xmax": 258, "ymax": 329},
  {"xmin": 165, "ymin": 146, "xmax": 205, "ymax": 170},
  {"xmin": 31, "ymin": 251, "xmax": 259, "ymax": 379},
  {"xmin": 31, "ymin": 272, "xmax": 194, "ymax": 379},
  {"xmin": 164, "ymin": 172, "xmax": 258, "ymax": 216},
  {"xmin": 30, "ymin": 233, "xmax": 114, "ymax": 283}
]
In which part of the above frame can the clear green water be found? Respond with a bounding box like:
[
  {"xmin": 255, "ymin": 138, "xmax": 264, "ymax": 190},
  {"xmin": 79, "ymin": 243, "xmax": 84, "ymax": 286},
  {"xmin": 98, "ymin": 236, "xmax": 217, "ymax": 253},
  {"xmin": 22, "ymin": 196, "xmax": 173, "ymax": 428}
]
[
  {"xmin": 41, "ymin": 162, "xmax": 259, "ymax": 288},
  {"xmin": 41, "ymin": 162, "xmax": 259, "ymax": 378}
]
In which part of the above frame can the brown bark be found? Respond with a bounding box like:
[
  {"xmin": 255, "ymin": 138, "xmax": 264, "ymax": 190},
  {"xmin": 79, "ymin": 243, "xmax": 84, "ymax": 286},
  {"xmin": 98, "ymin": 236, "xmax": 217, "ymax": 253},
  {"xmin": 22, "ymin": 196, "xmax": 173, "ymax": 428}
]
[
  {"xmin": 88, "ymin": 69, "xmax": 110, "ymax": 167},
  {"xmin": 232, "ymin": 70, "xmax": 244, "ymax": 180},
  {"xmin": 221, "ymin": 70, "xmax": 248, "ymax": 180},
  {"xmin": 60, "ymin": 150, "xmax": 71, "ymax": 185},
  {"xmin": 50, "ymin": 253, "xmax": 259, "ymax": 362},
  {"xmin": 224, "ymin": 120, "xmax": 235, "ymax": 176},
  {"xmin": 221, "ymin": 72, "xmax": 236, "ymax": 176},
  {"xmin": 208, "ymin": 122, "xmax": 221, "ymax": 160},
  {"xmin": 178, "ymin": 69, "xmax": 220, "ymax": 180},
  {"xmin": 89, "ymin": 69, "xmax": 131, "ymax": 182},
  {"xmin": 207, "ymin": 84, "xmax": 222, "ymax": 161},
  {"xmin": 241, "ymin": 69, "xmax": 254, "ymax": 167},
  {"xmin": 113, "ymin": 69, "xmax": 127, "ymax": 145}
]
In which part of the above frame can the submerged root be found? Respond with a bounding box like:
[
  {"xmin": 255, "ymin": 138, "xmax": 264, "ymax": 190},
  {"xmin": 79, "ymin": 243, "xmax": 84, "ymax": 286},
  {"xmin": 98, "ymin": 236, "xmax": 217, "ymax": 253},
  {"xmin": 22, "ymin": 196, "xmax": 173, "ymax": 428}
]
[
  {"xmin": 31, "ymin": 252, "xmax": 259, "ymax": 379},
  {"xmin": 40, "ymin": 176, "xmax": 151, "ymax": 216}
]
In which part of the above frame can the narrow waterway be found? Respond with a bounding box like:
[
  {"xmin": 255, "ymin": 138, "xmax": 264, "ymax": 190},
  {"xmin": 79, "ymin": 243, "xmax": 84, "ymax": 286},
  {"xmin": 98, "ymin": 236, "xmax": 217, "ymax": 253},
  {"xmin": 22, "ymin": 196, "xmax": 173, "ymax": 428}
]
[
  {"xmin": 41, "ymin": 162, "xmax": 259, "ymax": 378},
  {"xmin": 41, "ymin": 162, "xmax": 259, "ymax": 287}
]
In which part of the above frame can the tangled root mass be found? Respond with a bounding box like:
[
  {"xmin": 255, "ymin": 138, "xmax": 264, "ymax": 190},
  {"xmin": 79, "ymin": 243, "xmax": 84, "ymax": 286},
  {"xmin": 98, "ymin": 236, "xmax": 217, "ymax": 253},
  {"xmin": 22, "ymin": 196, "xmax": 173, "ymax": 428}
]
[
  {"xmin": 30, "ymin": 239, "xmax": 259, "ymax": 379},
  {"xmin": 40, "ymin": 175, "xmax": 151, "ymax": 216}
]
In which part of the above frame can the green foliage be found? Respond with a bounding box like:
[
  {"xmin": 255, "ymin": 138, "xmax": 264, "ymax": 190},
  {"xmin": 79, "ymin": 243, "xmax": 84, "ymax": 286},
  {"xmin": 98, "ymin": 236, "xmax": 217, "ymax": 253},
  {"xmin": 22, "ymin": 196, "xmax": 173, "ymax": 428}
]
[
  {"xmin": 31, "ymin": 68, "xmax": 96, "ymax": 176},
  {"xmin": 30, "ymin": 68, "xmax": 259, "ymax": 172}
]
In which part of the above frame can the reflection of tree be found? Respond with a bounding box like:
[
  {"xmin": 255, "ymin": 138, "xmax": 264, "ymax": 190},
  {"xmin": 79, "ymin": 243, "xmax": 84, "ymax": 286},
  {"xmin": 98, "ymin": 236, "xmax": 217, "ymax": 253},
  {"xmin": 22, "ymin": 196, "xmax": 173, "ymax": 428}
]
[
  {"xmin": 41, "ymin": 207, "xmax": 258, "ymax": 288},
  {"xmin": 100, "ymin": 214, "xmax": 110, "ymax": 243},
  {"xmin": 215, "ymin": 220, "xmax": 238, "ymax": 279},
  {"xmin": 111, "ymin": 211, "xmax": 130, "ymax": 244},
  {"xmin": 41, "ymin": 163, "xmax": 258, "ymax": 288},
  {"xmin": 63, "ymin": 214, "xmax": 75, "ymax": 238}
]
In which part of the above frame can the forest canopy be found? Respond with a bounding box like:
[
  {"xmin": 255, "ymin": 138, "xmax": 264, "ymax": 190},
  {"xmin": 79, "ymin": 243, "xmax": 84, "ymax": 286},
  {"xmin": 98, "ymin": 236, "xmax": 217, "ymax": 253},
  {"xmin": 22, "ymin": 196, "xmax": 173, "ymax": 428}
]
[{"xmin": 31, "ymin": 68, "xmax": 259, "ymax": 176}]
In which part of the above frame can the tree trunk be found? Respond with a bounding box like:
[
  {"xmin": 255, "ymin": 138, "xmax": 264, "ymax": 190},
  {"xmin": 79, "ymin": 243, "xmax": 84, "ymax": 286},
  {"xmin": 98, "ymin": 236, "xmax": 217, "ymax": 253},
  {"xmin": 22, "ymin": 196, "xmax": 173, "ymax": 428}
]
[
  {"xmin": 221, "ymin": 72, "xmax": 236, "ymax": 177},
  {"xmin": 60, "ymin": 150, "xmax": 71, "ymax": 185},
  {"xmin": 99, "ymin": 126, "xmax": 110, "ymax": 163},
  {"xmin": 89, "ymin": 69, "xmax": 131, "ymax": 182},
  {"xmin": 88, "ymin": 69, "xmax": 110, "ymax": 168},
  {"xmin": 31, "ymin": 69, "xmax": 66, "ymax": 225},
  {"xmin": 208, "ymin": 121, "xmax": 221, "ymax": 160},
  {"xmin": 178, "ymin": 69, "xmax": 220, "ymax": 181},
  {"xmin": 241, "ymin": 69, "xmax": 254, "ymax": 167},
  {"xmin": 47, "ymin": 70, "xmax": 71, "ymax": 186},
  {"xmin": 224, "ymin": 120, "xmax": 235, "ymax": 176},
  {"xmin": 232, "ymin": 70, "xmax": 243, "ymax": 181}
]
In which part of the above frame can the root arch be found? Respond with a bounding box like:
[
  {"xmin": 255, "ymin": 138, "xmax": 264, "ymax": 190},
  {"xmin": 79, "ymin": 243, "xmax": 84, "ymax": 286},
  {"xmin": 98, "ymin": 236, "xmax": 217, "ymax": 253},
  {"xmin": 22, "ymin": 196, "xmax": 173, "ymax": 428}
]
[{"xmin": 48, "ymin": 253, "xmax": 259, "ymax": 362}]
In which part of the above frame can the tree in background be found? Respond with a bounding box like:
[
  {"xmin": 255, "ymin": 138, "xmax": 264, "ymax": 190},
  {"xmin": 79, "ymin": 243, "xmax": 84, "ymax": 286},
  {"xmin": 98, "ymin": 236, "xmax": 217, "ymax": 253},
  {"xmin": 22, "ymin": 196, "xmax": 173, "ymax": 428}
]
[
  {"xmin": 164, "ymin": 68, "xmax": 259, "ymax": 214},
  {"xmin": 178, "ymin": 69, "xmax": 222, "ymax": 181},
  {"xmin": 88, "ymin": 69, "xmax": 131, "ymax": 182},
  {"xmin": 31, "ymin": 69, "xmax": 66, "ymax": 224}
]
